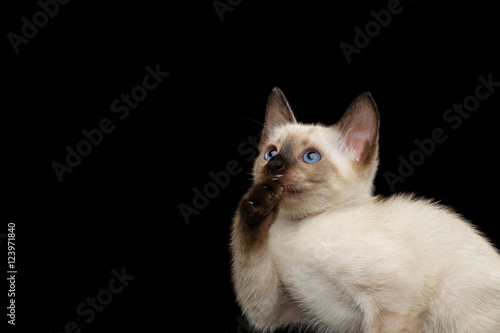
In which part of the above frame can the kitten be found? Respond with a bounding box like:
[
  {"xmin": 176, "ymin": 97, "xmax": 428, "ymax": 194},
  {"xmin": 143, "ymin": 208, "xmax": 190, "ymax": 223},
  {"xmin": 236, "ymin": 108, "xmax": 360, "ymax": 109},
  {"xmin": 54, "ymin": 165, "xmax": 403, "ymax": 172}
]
[{"xmin": 230, "ymin": 88, "xmax": 500, "ymax": 333}]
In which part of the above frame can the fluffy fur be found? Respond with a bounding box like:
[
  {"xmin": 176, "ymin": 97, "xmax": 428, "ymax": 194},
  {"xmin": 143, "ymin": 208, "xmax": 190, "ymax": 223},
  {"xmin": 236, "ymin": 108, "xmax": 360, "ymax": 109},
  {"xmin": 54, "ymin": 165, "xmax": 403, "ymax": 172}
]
[{"xmin": 230, "ymin": 88, "xmax": 500, "ymax": 332}]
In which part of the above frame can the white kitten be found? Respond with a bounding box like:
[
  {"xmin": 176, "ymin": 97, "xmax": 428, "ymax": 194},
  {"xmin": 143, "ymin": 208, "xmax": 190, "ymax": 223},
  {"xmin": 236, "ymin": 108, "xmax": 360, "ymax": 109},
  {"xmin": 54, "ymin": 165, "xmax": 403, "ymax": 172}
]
[{"xmin": 230, "ymin": 88, "xmax": 500, "ymax": 332}]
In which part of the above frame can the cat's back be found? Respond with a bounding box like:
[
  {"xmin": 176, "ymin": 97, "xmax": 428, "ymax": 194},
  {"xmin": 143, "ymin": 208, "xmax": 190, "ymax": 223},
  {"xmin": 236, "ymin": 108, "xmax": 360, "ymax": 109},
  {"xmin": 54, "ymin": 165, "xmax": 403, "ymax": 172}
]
[
  {"xmin": 372, "ymin": 194, "xmax": 500, "ymax": 331},
  {"xmin": 270, "ymin": 194, "xmax": 500, "ymax": 332},
  {"xmin": 272, "ymin": 193, "xmax": 500, "ymax": 276},
  {"xmin": 304, "ymin": 193, "xmax": 500, "ymax": 277},
  {"xmin": 368, "ymin": 194, "xmax": 500, "ymax": 265}
]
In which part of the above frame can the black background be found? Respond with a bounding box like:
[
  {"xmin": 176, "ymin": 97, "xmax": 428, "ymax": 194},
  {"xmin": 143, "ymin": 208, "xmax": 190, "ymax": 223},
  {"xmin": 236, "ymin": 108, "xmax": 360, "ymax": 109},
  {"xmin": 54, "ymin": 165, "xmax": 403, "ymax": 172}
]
[{"xmin": 4, "ymin": 0, "xmax": 499, "ymax": 332}]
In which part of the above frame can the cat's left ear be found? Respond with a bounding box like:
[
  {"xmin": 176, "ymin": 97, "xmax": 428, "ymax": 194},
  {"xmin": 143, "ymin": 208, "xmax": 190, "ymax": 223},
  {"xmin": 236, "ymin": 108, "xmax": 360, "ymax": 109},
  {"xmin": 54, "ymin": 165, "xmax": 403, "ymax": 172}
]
[
  {"xmin": 335, "ymin": 92, "xmax": 379, "ymax": 164},
  {"xmin": 260, "ymin": 87, "xmax": 297, "ymax": 146}
]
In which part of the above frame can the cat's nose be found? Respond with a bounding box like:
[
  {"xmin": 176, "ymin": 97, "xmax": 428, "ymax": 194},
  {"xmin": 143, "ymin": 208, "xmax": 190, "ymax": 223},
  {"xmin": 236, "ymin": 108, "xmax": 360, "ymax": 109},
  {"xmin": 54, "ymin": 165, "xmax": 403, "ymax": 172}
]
[{"xmin": 266, "ymin": 155, "xmax": 287, "ymax": 176}]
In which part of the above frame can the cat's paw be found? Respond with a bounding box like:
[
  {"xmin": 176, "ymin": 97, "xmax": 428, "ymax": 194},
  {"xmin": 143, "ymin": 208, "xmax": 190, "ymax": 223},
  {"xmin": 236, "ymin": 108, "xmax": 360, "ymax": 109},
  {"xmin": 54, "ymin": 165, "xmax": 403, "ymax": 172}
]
[{"xmin": 239, "ymin": 179, "xmax": 284, "ymax": 226}]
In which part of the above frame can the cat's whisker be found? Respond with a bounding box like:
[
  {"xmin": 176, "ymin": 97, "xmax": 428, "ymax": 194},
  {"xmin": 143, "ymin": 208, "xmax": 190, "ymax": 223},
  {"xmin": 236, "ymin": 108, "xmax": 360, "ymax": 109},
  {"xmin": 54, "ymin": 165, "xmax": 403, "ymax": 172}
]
[
  {"xmin": 241, "ymin": 116, "xmax": 275, "ymax": 137},
  {"xmin": 241, "ymin": 117, "xmax": 265, "ymax": 127}
]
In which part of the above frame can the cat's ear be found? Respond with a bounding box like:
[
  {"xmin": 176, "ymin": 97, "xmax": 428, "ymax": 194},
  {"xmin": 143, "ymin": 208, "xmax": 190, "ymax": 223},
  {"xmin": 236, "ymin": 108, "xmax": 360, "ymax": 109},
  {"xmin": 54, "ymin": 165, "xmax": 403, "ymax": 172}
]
[
  {"xmin": 336, "ymin": 92, "xmax": 379, "ymax": 164},
  {"xmin": 260, "ymin": 87, "xmax": 297, "ymax": 145}
]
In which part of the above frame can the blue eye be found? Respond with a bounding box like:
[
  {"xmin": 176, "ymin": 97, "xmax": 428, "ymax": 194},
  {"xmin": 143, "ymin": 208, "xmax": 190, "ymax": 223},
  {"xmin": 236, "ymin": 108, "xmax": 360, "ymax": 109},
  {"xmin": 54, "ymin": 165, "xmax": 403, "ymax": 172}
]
[
  {"xmin": 302, "ymin": 150, "xmax": 321, "ymax": 164},
  {"xmin": 264, "ymin": 148, "xmax": 277, "ymax": 160}
]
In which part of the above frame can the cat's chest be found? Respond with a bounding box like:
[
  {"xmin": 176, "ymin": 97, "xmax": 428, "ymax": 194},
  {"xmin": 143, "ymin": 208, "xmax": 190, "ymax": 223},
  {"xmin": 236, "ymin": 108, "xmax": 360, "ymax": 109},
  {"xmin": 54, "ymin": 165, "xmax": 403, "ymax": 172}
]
[
  {"xmin": 268, "ymin": 210, "xmax": 359, "ymax": 272},
  {"xmin": 268, "ymin": 212, "xmax": 364, "ymax": 331}
]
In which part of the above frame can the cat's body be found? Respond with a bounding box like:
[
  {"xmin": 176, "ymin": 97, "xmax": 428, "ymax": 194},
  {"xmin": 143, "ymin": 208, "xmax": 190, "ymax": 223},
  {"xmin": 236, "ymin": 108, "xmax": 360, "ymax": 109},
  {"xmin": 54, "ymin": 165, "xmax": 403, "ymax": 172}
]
[
  {"xmin": 230, "ymin": 88, "xmax": 500, "ymax": 332},
  {"xmin": 269, "ymin": 195, "xmax": 500, "ymax": 332}
]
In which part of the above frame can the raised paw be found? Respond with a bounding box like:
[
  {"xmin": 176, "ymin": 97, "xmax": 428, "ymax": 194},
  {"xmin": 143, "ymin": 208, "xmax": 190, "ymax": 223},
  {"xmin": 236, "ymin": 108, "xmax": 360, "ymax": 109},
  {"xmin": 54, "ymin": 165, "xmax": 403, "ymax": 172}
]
[{"xmin": 239, "ymin": 180, "xmax": 284, "ymax": 226}]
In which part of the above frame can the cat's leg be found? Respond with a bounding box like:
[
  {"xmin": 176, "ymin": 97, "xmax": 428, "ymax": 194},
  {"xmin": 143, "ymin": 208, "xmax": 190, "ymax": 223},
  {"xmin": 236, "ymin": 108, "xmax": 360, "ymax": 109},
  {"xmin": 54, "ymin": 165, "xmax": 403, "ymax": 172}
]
[
  {"xmin": 235, "ymin": 179, "xmax": 283, "ymax": 245},
  {"xmin": 231, "ymin": 179, "xmax": 300, "ymax": 331}
]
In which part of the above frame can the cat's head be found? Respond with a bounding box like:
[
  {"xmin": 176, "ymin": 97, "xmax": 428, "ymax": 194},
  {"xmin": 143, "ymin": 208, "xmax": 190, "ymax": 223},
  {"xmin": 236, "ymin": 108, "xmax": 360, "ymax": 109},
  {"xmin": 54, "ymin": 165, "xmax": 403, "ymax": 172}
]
[{"xmin": 252, "ymin": 88, "xmax": 379, "ymax": 218}]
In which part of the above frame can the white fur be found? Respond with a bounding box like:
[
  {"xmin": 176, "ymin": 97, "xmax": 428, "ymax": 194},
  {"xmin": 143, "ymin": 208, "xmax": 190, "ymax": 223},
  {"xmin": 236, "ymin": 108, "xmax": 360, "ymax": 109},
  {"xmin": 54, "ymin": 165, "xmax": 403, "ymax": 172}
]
[
  {"xmin": 268, "ymin": 195, "xmax": 500, "ymax": 332},
  {"xmin": 231, "ymin": 91, "xmax": 500, "ymax": 332}
]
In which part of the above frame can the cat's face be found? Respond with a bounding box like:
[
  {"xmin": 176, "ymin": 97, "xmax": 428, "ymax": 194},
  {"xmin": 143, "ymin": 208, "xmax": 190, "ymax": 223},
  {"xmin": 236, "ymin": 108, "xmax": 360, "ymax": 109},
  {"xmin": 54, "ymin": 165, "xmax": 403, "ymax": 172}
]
[{"xmin": 252, "ymin": 88, "xmax": 379, "ymax": 218}]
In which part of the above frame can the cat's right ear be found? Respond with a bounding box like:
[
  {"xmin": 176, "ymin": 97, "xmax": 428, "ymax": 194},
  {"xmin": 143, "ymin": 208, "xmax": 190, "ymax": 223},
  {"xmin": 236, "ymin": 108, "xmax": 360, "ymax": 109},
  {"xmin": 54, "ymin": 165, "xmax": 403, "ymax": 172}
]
[
  {"xmin": 336, "ymin": 92, "xmax": 379, "ymax": 165},
  {"xmin": 260, "ymin": 87, "xmax": 297, "ymax": 146}
]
